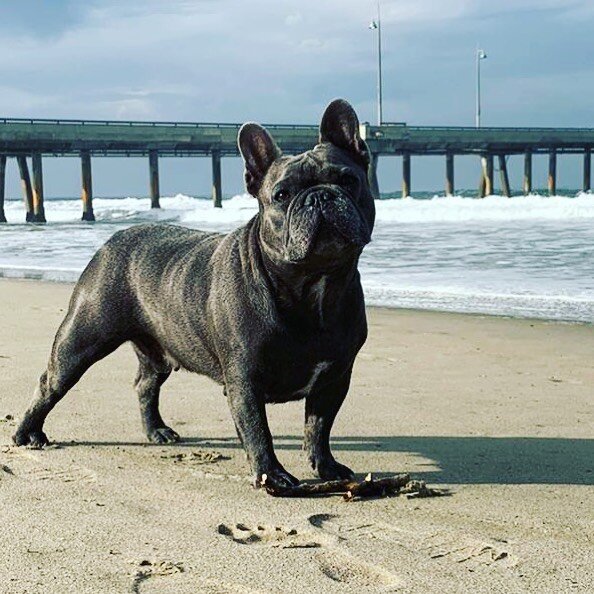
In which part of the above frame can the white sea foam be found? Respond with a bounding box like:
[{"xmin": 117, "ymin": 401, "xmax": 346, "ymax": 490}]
[
  {"xmin": 3, "ymin": 191, "xmax": 594, "ymax": 225},
  {"xmin": 374, "ymin": 192, "xmax": 594, "ymax": 223},
  {"xmin": 362, "ymin": 283, "xmax": 594, "ymax": 323},
  {"xmin": 3, "ymin": 193, "xmax": 258, "ymax": 225}
]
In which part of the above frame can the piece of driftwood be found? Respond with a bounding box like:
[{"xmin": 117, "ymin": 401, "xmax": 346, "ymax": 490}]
[{"xmin": 260, "ymin": 472, "xmax": 446, "ymax": 501}]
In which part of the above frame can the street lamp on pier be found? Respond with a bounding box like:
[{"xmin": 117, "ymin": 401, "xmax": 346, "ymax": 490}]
[
  {"xmin": 476, "ymin": 46, "xmax": 487, "ymax": 128},
  {"xmin": 369, "ymin": 2, "xmax": 383, "ymax": 126}
]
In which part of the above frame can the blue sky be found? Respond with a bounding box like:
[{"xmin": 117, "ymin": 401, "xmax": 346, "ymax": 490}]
[{"xmin": 1, "ymin": 0, "xmax": 594, "ymax": 198}]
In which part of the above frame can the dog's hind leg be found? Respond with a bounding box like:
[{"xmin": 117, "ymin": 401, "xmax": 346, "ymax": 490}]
[
  {"xmin": 13, "ymin": 299, "xmax": 124, "ymax": 448},
  {"xmin": 132, "ymin": 343, "xmax": 179, "ymax": 444}
]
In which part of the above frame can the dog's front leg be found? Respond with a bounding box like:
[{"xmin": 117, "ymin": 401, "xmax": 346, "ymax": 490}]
[
  {"xmin": 225, "ymin": 374, "xmax": 299, "ymax": 489},
  {"xmin": 304, "ymin": 368, "xmax": 355, "ymax": 481}
]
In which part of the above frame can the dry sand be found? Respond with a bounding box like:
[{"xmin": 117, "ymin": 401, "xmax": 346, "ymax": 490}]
[{"xmin": 0, "ymin": 278, "xmax": 593, "ymax": 593}]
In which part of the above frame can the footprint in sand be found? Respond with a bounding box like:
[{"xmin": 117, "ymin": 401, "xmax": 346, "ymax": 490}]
[
  {"xmin": 217, "ymin": 522, "xmax": 403, "ymax": 589},
  {"xmin": 160, "ymin": 450, "xmax": 230, "ymax": 465},
  {"xmin": 193, "ymin": 470, "xmax": 245, "ymax": 482},
  {"xmin": 131, "ymin": 560, "xmax": 184, "ymax": 594},
  {"xmin": 131, "ymin": 559, "xmax": 266, "ymax": 594},
  {"xmin": 3, "ymin": 447, "xmax": 97, "ymax": 484},
  {"xmin": 162, "ymin": 451, "xmax": 245, "ymax": 484},
  {"xmin": 191, "ymin": 578, "xmax": 267, "ymax": 593},
  {"xmin": 26, "ymin": 465, "xmax": 97, "ymax": 483},
  {"xmin": 1, "ymin": 463, "xmax": 14, "ymax": 476},
  {"xmin": 217, "ymin": 523, "xmax": 323, "ymax": 548},
  {"xmin": 415, "ymin": 532, "xmax": 514, "ymax": 568},
  {"xmin": 308, "ymin": 513, "xmax": 517, "ymax": 572},
  {"xmin": 315, "ymin": 549, "xmax": 403, "ymax": 588}
]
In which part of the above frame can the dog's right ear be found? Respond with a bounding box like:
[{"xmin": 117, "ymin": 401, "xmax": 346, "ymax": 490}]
[
  {"xmin": 319, "ymin": 99, "xmax": 369, "ymax": 169},
  {"xmin": 238, "ymin": 123, "xmax": 282, "ymax": 197}
]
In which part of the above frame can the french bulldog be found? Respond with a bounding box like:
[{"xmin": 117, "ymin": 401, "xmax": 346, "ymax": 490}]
[{"xmin": 13, "ymin": 98, "xmax": 375, "ymax": 490}]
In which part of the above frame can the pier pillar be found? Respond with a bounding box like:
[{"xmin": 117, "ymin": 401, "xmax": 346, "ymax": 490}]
[
  {"xmin": 485, "ymin": 154, "xmax": 494, "ymax": 195},
  {"xmin": 523, "ymin": 150, "xmax": 532, "ymax": 195},
  {"xmin": 498, "ymin": 154, "xmax": 511, "ymax": 197},
  {"xmin": 0, "ymin": 156, "xmax": 6, "ymax": 223},
  {"xmin": 81, "ymin": 151, "xmax": 95, "ymax": 221},
  {"xmin": 17, "ymin": 156, "xmax": 35, "ymax": 222},
  {"xmin": 445, "ymin": 152, "xmax": 454, "ymax": 196},
  {"xmin": 548, "ymin": 149, "xmax": 557, "ymax": 196},
  {"xmin": 478, "ymin": 170, "xmax": 486, "ymax": 198},
  {"xmin": 368, "ymin": 153, "xmax": 380, "ymax": 199},
  {"xmin": 148, "ymin": 150, "xmax": 160, "ymax": 208},
  {"xmin": 479, "ymin": 154, "xmax": 494, "ymax": 197},
  {"xmin": 31, "ymin": 153, "xmax": 46, "ymax": 222},
  {"xmin": 401, "ymin": 151, "xmax": 411, "ymax": 198},
  {"xmin": 583, "ymin": 148, "xmax": 591, "ymax": 192},
  {"xmin": 212, "ymin": 150, "xmax": 222, "ymax": 208}
]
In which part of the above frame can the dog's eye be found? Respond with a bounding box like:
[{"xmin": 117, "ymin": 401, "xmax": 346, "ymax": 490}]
[{"xmin": 273, "ymin": 189, "xmax": 290, "ymax": 202}]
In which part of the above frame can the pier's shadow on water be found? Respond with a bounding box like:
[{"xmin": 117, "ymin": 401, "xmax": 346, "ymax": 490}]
[{"xmin": 69, "ymin": 435, "xmax": 594, "ymax": 486}]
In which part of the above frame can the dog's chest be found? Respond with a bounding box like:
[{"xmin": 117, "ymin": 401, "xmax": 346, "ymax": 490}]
[
  {"xmin": 258, "ymin": 290, "xmax": 365, "ymax": 403},
  {"xmin": 260, "ymin": 326, "xmax": 355, "ymax": 403},
  {"xmin": 292, "ymin": 360, "xmax": 332, "ymax": 397},
  {"xmin": 264, "ymin": 358, "xmax": 335, "ymax": 403}
]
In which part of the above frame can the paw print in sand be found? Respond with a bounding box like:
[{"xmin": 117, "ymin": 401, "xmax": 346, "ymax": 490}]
[{"xmin": 217, "ymin": 523, "xmax": 322, "ymax": 548}]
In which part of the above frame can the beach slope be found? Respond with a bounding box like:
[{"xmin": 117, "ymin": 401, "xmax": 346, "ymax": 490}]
[{"xmin": 1, "ymin": 279, "xmax": 593, "ymax": 593}]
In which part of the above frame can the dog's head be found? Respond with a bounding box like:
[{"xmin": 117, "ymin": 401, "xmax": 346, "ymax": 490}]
[{"xmin": 238, "ymin": 99, "xmax": 375, "ymax": 269}]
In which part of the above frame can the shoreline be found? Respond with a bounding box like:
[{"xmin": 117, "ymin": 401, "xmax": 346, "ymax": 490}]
[
  {"xmin": 2, "ymin": 193, "xmax": 593, "ymax": 325},
  {"xmin": 1, "ymin": 276, "xmax": 592, "ymax": 327}
]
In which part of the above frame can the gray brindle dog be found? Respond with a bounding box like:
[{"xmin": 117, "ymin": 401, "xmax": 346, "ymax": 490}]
[{"xmin": 13, "ymin": 99, "xmax": 375, "ymax": 490}]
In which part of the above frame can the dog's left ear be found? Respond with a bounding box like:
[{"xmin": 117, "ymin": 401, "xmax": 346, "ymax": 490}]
[
  {"xmin": 319, "ymin": 99, "xmax": 369, "ymax": 169},
  {"xmin": 238, "ymin": 123, "xmax": 282, "ymax": 197}
]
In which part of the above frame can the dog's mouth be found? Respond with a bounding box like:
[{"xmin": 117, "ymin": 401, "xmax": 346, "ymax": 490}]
[{"xmin": 283, "ymin": 185, "xmax": 371, "ymax": 263}]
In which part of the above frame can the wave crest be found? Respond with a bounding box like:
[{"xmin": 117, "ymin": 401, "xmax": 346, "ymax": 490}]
[{"xmin": 3, "ymin": 192, "xmax": 594, "ymax": 225}]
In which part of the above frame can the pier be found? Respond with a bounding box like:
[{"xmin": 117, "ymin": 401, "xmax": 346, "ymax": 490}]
[{"xmin": 0, "ymin": 117, "xmax": 593, "ymax": 222}]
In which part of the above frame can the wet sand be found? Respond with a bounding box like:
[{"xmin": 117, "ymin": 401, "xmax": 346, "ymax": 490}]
[{"xmin": 1, "ymin": 279, "xmax": 593, "ymax": 593}]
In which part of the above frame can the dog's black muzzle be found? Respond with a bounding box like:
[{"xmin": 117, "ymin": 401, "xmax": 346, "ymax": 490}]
[{"xmin": 283, "ymin": 185, "xmax": 371, "ymax": 262}]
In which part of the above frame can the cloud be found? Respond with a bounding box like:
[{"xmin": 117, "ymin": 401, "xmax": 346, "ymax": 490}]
[
  {"xmin": 103, "ymin": 98, "xmax": 156, "ymax": 119},
  {"xmin": 0, "ymin": 0, "xmax": 593, "ymax": 126},
  {"xmin": 285, "ymin": 12, "xmax": 303, "ymax": 26}
]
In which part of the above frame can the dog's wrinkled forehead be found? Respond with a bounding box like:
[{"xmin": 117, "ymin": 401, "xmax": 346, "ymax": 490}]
[{"xmin": 261, "ymin": 144, "xmax": 358, "ymax": 197}]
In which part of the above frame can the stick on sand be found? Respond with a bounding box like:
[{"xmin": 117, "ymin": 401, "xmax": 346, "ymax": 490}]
[{"xmin": 260, "ymin": 473, "xmax": 447, "ymax": 501}]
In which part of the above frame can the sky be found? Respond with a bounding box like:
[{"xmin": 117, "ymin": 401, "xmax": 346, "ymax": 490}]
[{"xmin": 1, "ymin": 0, "xmax": 594, "ymax": 199}]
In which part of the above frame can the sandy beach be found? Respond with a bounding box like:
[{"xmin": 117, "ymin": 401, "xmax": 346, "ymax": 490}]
[{"xmin": 0, "ymin": 278, "xmax": 592, "ymax": 593}]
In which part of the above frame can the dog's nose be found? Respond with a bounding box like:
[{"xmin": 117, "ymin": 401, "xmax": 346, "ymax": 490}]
[{"xmin": 304, "ymin": 190, "xmax": 331, "ymax": 207}]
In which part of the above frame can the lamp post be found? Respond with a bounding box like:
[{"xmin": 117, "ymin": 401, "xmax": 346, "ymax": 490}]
[
  {"xmin": 369, "ymin": 2, "xmax": 383, "ymax": 126},
  {"xmin": 476, "ymin": 46, "xmax": 487, "ymax": 128}
]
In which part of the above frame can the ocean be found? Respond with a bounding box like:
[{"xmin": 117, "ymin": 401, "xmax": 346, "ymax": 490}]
[{"xmin": 1, "ymin": 192, "xmax": 593, "ymax": 323}]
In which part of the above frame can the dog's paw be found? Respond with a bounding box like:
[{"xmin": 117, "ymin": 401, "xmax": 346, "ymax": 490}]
[
  {"xmin": 12, "ymin": 430, "xmax": 50, "ymax": 449},
  {"xmin": 255, "ymin": 466, "xmax": 300, "ymax": 490},
  {"xmin": 147, "ymin": 426, "xmax": 181, "ymax": 444},
  {"xmin": 312, "ymin": 456, "xmax": 355, "ymax": 481}
]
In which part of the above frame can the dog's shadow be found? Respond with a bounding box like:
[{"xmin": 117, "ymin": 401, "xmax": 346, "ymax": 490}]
[{"xmin": 67, "ymin": 434, "xmax": 594, "ymax": 486}]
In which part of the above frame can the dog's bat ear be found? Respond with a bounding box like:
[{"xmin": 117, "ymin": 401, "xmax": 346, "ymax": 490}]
[
  {"xmin": 238, "ymin": 123, "xmax": 282, "ymax": 197},
  {"xmin": 319, "ymin": 99, "xmax": 369, "ymax": 169}
]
